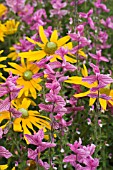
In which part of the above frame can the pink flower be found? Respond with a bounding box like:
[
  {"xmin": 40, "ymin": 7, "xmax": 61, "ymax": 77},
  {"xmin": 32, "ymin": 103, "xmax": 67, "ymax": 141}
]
[
  {"xmin": 94, "ymin": 1, "xmax": 110, "ymax": 12},
  {"xmin": 89, "ymin": 50, "xmax": 109, "ymax": 63},
  {"xmin": 6, "ymin": 0, "xmax": 25, "ymax": 13},
  {"xmin": 0, "ymin": 146, "xmax": 12, "ymax": 159},
  {"xmin": 101, "ymin": 17, "xmax": 113, "ymax": 29},
  {"xmin": 25, "ymin": 129, "xmax": 56, "ymax": 150}
]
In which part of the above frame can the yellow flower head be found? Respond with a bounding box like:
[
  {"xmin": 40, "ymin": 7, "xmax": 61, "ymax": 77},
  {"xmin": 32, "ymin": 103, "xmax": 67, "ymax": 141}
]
[
  {"xmin": 4, "ymin": 58, "xmax": 42, "ymax": 99},
  {"xmin": 4, "ymin": 20, "xmax": 20, "ymax": 35},
  {"xmin": 12, "ymin": 98, "xmax": 50, "ymax": 139},
  {"xmin": 0, "ymin": 98, "xmax": 50, "ymax": 142},
  {"xmin": 0, "ymin": 4, "xmax": 7, "ymax": 18},
  {"xmin": 19, "ymin": 26, "xmax": 77, "ymax": 63},
  {"xmin": 65, "ymin": 64, "xmax": 113, "ymax": 110}
]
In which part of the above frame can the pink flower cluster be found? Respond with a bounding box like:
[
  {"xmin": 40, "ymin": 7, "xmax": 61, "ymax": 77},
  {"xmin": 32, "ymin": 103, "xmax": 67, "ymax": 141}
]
[{"xmin": 63, "ymin": 139, "xmax": 99, "ymax": 170}]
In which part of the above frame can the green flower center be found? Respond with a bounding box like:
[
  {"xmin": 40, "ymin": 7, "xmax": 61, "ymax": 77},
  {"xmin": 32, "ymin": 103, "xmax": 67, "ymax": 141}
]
[
  {"xmin": 23, "ymin": 70, "xmax": 33, "ymax": 81},
  {"xmin": 44, "ymin": 42, "xmax": 57, "ymax": 55},
  {"xmin": 18, "ymin": 108, "xmax": 29, "ymax": 118}
]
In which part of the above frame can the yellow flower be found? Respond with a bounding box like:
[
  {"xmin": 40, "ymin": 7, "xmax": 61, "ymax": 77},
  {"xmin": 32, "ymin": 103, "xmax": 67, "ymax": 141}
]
[
  {"xmin": 0, "ymin": 4, "xmax": 7, "ymax": 18},
  {"xmin": 0, "ymin": 98, "xmax": 50, "ymax": 142},
  {"xmin": 19, "ymin": 26, "xmax": 77, "ymax": 63},
  {"xmin": 7, "ymin": 47, "xmax": 19, "ymax": 61},
  {"xmin": 65, "ymin": 65, "xmax": 113, "ymax": 110},
  {"xmin": 4, "ymin": 58, "xmax": 42, "ymax": 99},
  {"xmin": 4, "ymin": 20, "xmax": 20, "ymax": 35},
  {"xmin": 12, "ymin": 98, "xmax": 50, "ymax": 139}
]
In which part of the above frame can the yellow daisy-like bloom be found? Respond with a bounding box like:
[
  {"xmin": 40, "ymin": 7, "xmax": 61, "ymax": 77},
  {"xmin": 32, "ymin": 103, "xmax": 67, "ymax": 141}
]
[
  {"xmin": 19, "ymin": 26, "xmax": 77, "ymax": 63},
  {"xmin": 7, "ymin": 47, "xmax": 19, "ymax": 61},
  {"xmin": 65, "ymin": 65, "xmax": 113, "ymax": 110},
  {"xmin": 0, "ymin": 4, "xmax": 7, "ymax": 18},
  {"xmin": 12, "ymin": 98, "xmax": 50, "ymax": 137},
  {"xmin": 4, "ymin": 58, "xmax": 42, "ymax": 99},
  {"xmin": 4, "ymin": 20, "xmax": 20, "ymax": 35},
  {"xmin": 0, "ymin": 98, "xmax": 50, "ymax": 142}
]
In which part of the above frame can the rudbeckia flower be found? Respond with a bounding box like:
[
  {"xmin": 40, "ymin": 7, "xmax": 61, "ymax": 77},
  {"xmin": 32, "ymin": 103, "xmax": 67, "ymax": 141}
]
[
  {"xmin": 19, "ymin": 26, "xmax": 77, "ymax": 63},
  {"xmin": 4, "ymin": 58, "xmax": 42, "ymax": 99},
  {"xmin": 65, "ymin": 65, "xmax": 113, "ymax": 110},
  {"xmin": 4, "ymin": 20, "xmax": 19, "ymax": 35},
  {"xmin": 0, "ymin": 4, "xmax": 7, "ymax": 18},
  {"xmin": 0, "ymin": 98, "xmax": 50, "ymax": 141},
  {"xmin": 12, "ymin": 98, "xmax": 50, "ymax": 138}
]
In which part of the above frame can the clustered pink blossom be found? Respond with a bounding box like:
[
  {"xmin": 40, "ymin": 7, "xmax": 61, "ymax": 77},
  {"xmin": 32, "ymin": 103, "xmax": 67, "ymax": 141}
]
[
  {"xmin": 50, "ymin": 0, "xmax": 68, "ymax": 19},
  {"xmin": 63, "ymin": 139, "xmax": 99, "ymax": 170},
  {"xmin": 25, "ymin": 129, "xmax": 56, "ymax": 170}
]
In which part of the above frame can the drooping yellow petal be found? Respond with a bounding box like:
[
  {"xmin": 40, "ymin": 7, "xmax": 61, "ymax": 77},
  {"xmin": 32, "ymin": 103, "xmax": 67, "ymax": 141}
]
[
  {"xmin": 8, "ymin": 62, "xmax": 25, "ymax": 72},
  {"xmin": 27, "ymin": 51, "xmax": 46, "ymax": 61},
  {"xmin": 89, "ymin": 98, "xmax": 96, "ymax": 106},
  {"xmin": 99, "ymin": 98, "xmax": 107, "ymax": 110},
  {"xmin": 64, "ymin": 55, "xmax": 77, "ymax": 63},
  {"xmin": 50, "ymin": 30, "xmax": 58, "ymax": 42},
  {"xmin": 21, "ymin": 98, "xmax": 31, "ymax": 109},
  {"xmin": 0, "ymin": 164, "xmax": 8, "ymax": 170},
  {"xmin": 78, "ymin": 49, "xmax": 87, "ymax": 59},
  {"xmin": 13, "ymin": 118, "xmax": 23, "ymax": 132},
  {"xmin": 26, "ymin": 37, "xmax": 44, "ymax": 48},
  {"xmin": 74, "ymin": 90, "xmax": 90, "ymax": 98},
  {"xmin": 57, "ymin": 36, "xmax": 70, "ymax": 47},
  {"xmin": 19, "ymin": 50, "xmax": 46, "ymax": 61},
  {"xmin": 81, "ymin": 64, "xmax": 88, "ymax": 77},
  {"xmin": 39, "ymin": 26, "xmax": 48, "ymax": 44},
  {"xmin": 30, "ymin": 85, "xmax": 37, "ymax": 99},
  {"xmin": 63, "ymin": 42, "xmax": 73, "ymax": 49},
  {"xmin": 4, "ymin": 68, "xmax": 22, "ymax": 75},
  {"xmin": 0, "ymin": 57, "xmax": 7, "ymax": 62},
  {"xmin": 30, "ymin": 79, "xmax": 42, "ymax": 91}
]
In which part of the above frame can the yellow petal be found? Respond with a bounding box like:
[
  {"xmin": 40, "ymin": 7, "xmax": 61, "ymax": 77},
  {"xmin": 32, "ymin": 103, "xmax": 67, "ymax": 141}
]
[
  {"xmin": 74, "ymin": 90, "xmax": 90, "ymax": 98},
  {"xmin": 0, "ymin": 57, "xmax": 7, "ymax": 62},
  {"xmin": 4, "ymin": 68, "xmax": 22, "ymax": 75},
  {"xmin": 99, "ymin": 98, "xmax": 107, "ymax": 110},
  {"xmin": 27, "ymin": 51, "xmax": 46, "ymax": 61},
  {"xmin": 26, "ymin": 37, "xmax": 44, "ymax": 48},
  {"xmin": 64, "ymin": 55, "xmax": 77, "ymax": 63},
  {"xmin": 13, "ymin": 118, "xmax": 23, "ymax": 132},
  {"xmin": 57, "ymin": 36, "xmax": 70, "ymax": 47},
  {"xmin": 21, "ymin": 98, "xmax": 31, "ymax": 109},
  {"xmin": 8, "ymin": 62, "xmax": 25, "ymax": 72},
  {"xmin": 81, "ymin": 64, "xmax": 88, "ymax": 77},
  {"xmin": 19, "ymin": 50, "xmax": 46, "ymax": 61},
  {"xmin": 0, "ymin": 164, "xmax": 8, "ymax": 170},
  {"xmin": 63, "ymin": 42, "xmax": 73, "ymax": 50},
  {"xmin": 39, "ymin": 26, "xmax": 48, "ymax": 44},
  {"xmin": 50, "ymin": 30, "xmax": 58, "ymax": 42},
  {"xmin": 89, "ymin": 98, "xmax": 96, "ymax": 106}
]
